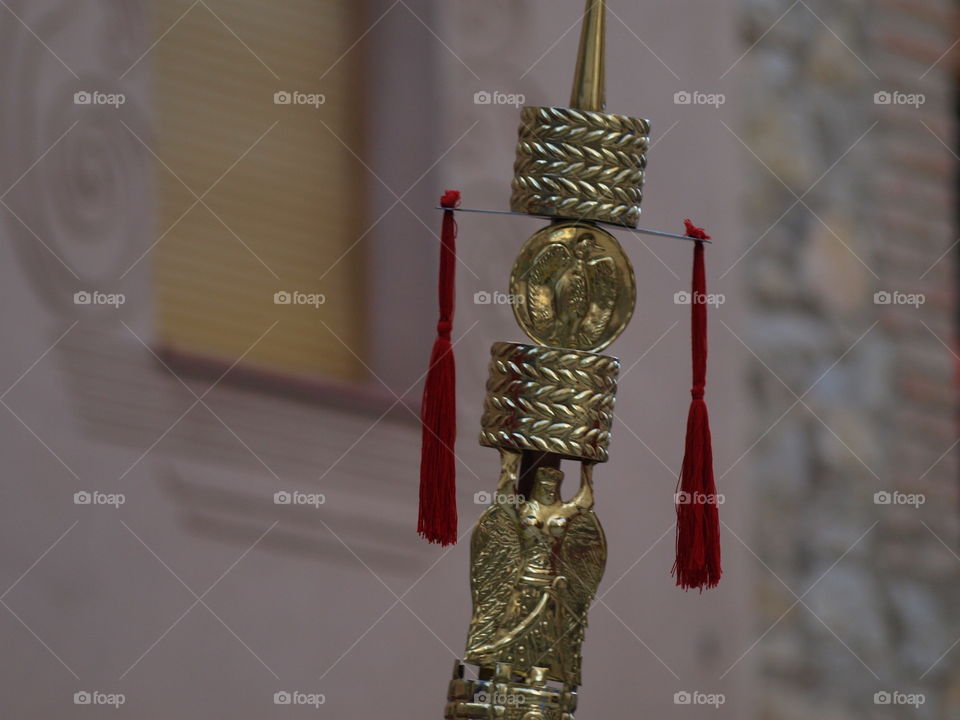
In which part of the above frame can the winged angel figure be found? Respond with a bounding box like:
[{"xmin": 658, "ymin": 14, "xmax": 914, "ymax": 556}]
[
  {"xmin": 525, "ymin": 231, "xmax": 619, "ymax": 349},
  {"xmin": 465, "ymin": 450, "xmax": 606, "ymax": 686}
]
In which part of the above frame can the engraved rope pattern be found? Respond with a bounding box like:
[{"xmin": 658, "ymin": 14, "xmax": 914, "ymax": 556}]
[
  {"xmin": 519, "ymin": 125, "xmax": 650, "ymax": 154},
  {"xmin": 519, "ymin": 106, "xmax": 651, "ymax": 137},
  {"xmin": 480, "ymin": 343, "xmax": 620, "ymax": 462},
  {"xmin": 510, "ymin": 192, "xmax": 642, "ymax": 227},
  {"xmin": 511, "ymin": 106, "xmax": 649, "ymax": 227},
  {"xmin": 514, "ymin": 140, "xmax": 647, "ymax": 172},
  {"xmin": 512, "ymin": 175, "xmax": 643, "ymax": 205},
  {"xmin": 514, "ymin": 156, "xmax": 645, "ymax": 185},
  {"xmin": 485, "ymin": 382, "xmax": 615, "ymax": 418},
  {"xmin": 488, "ymin": 344, "xmax": 620, "ymax": 388}
]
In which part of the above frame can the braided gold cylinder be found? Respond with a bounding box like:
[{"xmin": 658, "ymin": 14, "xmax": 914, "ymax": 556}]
[
  {"xmin": 510, "ymin": 106, "xmax": 650, "ymax": 227},
  {"xmin": 479, "ymin": 341, "xmax": 620, "ymax": 462}
]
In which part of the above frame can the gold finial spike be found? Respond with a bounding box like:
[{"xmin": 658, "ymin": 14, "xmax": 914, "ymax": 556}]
[{"xmin": 570, "ymin": 0, "xmax": 606, "ymax": 111}]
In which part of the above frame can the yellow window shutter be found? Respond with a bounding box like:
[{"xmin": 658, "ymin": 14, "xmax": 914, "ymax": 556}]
[{"xmin": 153, "ymin": 0, "xmax": 367, "ymax": 383}]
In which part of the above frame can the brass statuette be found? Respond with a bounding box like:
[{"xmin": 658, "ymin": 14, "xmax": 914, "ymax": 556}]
[
  {"xmin": 464, "ymin": 450, "xmax": 606, "ymax": 687},
  {"xmin": 444, "ymin": 450, "xmax": 605, "ymax": 719},
  {"xmin": 509, "ymin": 221, "xmax": 635, "ymax": 352}
]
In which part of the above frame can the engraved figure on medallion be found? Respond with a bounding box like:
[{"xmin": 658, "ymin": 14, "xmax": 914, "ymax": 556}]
[
  {"xmin": 509, "ymin": 221, "xmax": 635, "ymax": 353},
  {"xmin": 527, "ymin": 231, "xmax": 617, "ymax": 348}
]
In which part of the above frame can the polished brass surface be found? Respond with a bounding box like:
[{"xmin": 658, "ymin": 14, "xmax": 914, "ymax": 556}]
[
  {"xmin": 437, "ymin": 2, "xmax": 649, "ymax": 716},
  {"xmin": 479, "ymin": 342, "xmax": 620, "ymax": 461},
  {"xmin": 464, "ymin": 450, "xmax": 606, "ymax": 690},
  {"xmin": 510, "ymin": 107, "xmax": 650, "ymax": 227},
  {"xmin": 570, "ymin": 0, "xmax": 605, "ymax": 111},
  {"xmin": 518, "ymin": 106, "xmax": 650, "ymax": 152},
  {"xmin": 509, "ymin": 222, "xmax": 635, "ymax": 352}
]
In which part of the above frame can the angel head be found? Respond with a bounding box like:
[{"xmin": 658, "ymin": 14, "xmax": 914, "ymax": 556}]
[{"xmin": 531, "ymin": 467, "xmax": 564, "ymax": 504}]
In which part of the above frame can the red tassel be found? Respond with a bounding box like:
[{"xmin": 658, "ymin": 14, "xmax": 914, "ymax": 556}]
[
  {"xmin": 418, "ymin": 190, "xmax": 461, "ymax": 546},
  {"xmin": 672, "ymin": 219, "xmax": 722, "ymax": 590}
]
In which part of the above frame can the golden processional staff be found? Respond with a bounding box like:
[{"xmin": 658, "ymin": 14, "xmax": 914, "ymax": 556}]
[{"xmin": 416, "ymin": 2, "xmax": 722, "ymax": 717}]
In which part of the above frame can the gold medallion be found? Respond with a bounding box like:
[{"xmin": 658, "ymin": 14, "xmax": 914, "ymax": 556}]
[{"xmin": 509, "ymin": 221, "xmax": 635, "ymax": 352}]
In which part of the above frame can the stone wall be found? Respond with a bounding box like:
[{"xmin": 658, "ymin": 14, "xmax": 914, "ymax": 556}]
[{"xmin": 739, "ymin": 0, "xmax": 960, "ymax": 717}]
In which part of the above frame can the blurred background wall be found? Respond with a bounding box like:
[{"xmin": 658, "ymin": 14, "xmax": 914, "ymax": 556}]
[
  {"xmin": 0, "ymin": 1, "xmax": 955, "ymax": 719},
  {"xmin": 740, "ymin": 1, "xmax": 960, "ymax": 718}
]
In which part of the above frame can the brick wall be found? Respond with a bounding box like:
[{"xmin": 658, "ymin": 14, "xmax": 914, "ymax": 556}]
[{"xmin": 740, "ymin": 0, "xmax": 960, "ymax": 717}]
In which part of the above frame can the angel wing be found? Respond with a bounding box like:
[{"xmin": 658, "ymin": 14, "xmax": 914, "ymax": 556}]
[
  {"xmin": 577, "ymin": 256, "xmax": 619, "ymax": 348},
  {"xmin": 555, "ymin": 510, "xmax": 606, "ymax": 685},
  {"xmin": 524, "ymin": 243, "xmax": 572, "ymax": 333},
  {"xmin": 465, "ymin": 505, "xmax": 524, "ymax": 658}
]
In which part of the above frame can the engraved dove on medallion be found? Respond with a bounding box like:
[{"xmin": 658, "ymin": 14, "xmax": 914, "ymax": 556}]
[{"xmin": 525, "ymin": 231, "xmax": 619, "ymax": 349}]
